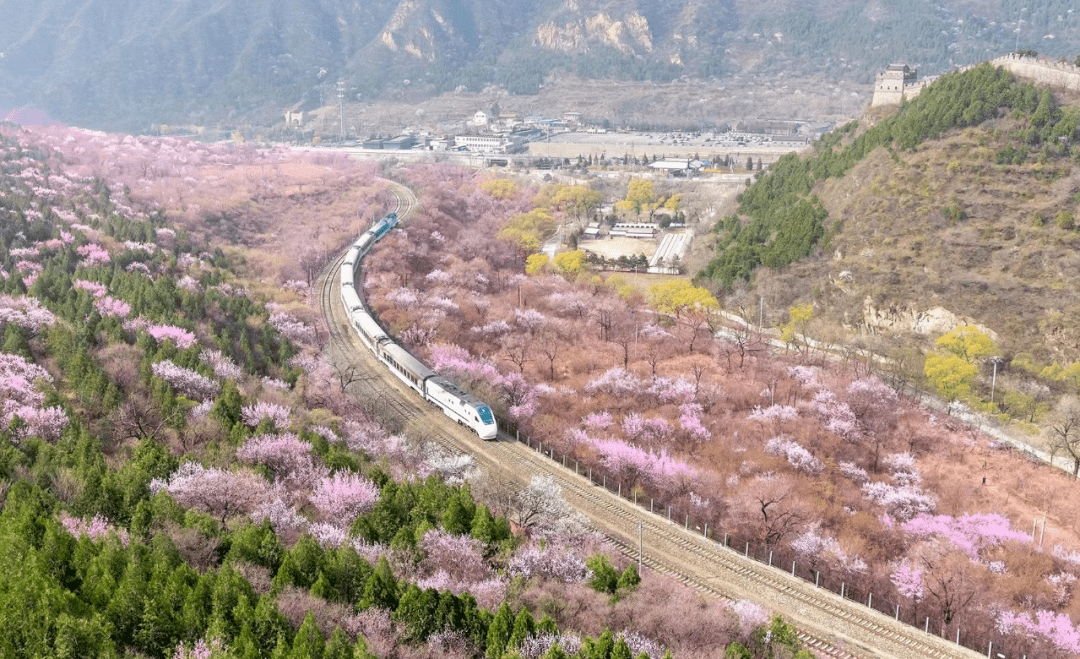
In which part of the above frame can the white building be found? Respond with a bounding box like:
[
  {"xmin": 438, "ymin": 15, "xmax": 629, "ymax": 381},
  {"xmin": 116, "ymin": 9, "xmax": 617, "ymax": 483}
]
[
  {"xmin": 649, "ymin": 158, "xmax": 703, "ymax": 172},
  {"xmin": 472, "ymin": 111, "xmax": 489, "ymax": 127},
  {"xmin": 454, "ymin": 134, "xmax": 507, "ymax": 152},
  {"xmin": 610, "ymin": 223, "xmax": 658, "ymax": 238}
]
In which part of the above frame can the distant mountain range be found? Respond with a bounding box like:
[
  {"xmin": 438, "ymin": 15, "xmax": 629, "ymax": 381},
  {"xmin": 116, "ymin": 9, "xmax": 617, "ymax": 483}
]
[{"xmin": 1, "ymin": 0, "xmax": 1078, "ymax": 131}]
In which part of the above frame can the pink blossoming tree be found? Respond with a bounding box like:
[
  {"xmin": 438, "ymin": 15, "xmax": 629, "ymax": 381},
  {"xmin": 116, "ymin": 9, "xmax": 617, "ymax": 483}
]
[{"xmin": 310, "ymin": 471, "xmax": 380, "ymax": 527}]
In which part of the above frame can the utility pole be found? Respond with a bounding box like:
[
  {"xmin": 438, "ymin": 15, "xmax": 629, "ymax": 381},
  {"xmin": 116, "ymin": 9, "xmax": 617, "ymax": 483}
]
[
  {"xmin": 990, "ymin": 357, "xmax": 1002, "ymax": 404},
  {"xmin": 337, "ymin": 79, "xmax": 345, "ymax": 143},
  {"xmin": 638, "ymin": 520, "xmax": 643, "ymax": 574}
]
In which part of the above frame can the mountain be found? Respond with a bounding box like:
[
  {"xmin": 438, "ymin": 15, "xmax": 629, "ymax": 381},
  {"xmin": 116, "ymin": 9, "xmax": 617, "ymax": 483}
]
[
  {"xmin": 1, "ymin": 0, "xmax": 1079, "ymax": 131},
  {"xmin": 699, "ymin": 58, "xmax": 1080, "ymax": 372}
]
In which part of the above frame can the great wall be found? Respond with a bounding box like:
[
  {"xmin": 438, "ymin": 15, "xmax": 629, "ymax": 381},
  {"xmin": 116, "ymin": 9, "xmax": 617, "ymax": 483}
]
[{"xmin": 872, "ymin": 53, "xmax": 1080, "ymax": 107}]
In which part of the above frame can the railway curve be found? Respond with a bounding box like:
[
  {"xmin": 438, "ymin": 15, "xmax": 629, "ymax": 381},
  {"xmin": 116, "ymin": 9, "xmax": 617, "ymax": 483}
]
[{"xmin": 316, "ymin": 180, "xmax": 983, "ymax": 659}]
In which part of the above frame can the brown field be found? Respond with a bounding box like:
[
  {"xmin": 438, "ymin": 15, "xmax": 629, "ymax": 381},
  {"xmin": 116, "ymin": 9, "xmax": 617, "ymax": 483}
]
[{"xmin": 578, "ymin": 236, "xmax": 658, "ymax": 260}]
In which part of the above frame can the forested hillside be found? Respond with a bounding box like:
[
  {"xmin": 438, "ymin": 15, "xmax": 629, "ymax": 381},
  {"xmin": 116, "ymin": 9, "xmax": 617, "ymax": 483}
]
[
  {"xmin": 699, "ymin": 60, "xmax": 1080, "ymax": 465},
  {"xmin": 0, "ymin": 125, "xmax": 819, "ymax": 659}
]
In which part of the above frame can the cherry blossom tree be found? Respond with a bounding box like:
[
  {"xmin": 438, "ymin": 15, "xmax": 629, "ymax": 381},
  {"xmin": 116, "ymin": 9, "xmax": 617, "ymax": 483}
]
[
  {"xmin": 588, "ymin": 438, "xmax": 654, "ymax": 491},
  {"xmin": 891, "ymin": 561, "xmax": 925, "ymax": 601},
  {"xmin": 199, "ymin": 349, "xmax": 243, "ymax": 380},
  {"xmin": 736, "ymin": 473, "xmax": 805, "ymax": 546},
  {"xmin": 847, "ymin": 376, "xmax": 900, "ymax": 469},
  {"xmin": 241, "ymin": 401, "xmax": 290, "ymax": 428},
  {"xmin": 900, "ymin": 513, "xmax": 1029, "ymax": 561},
  {"xmin": 76, "ymin": 243, "xmax": 111, "ymax": 266},
  {"xmin": 861, "ymin": 481, "xmax": 937, "ymax": 521},
  {"xmin": 310, "ymin": 471, "xmax": 380, "ymax": 527},
  {"xmin": 268, "ymin": 312, "xmax": 317, "ymax": 346},
  {"xmin": 147, "ymin": 324, "xmax": 197, "ymax": 349},
  {"xmin": 419, "ymin": 529, "xmax": 492, "ymax": 584},
  {"xmin": 0, "ymin": 351, "xmax": 68, "ymax": 442},
  {"xmin": 996, "ymin": 609, "xmax": 1080, "ymax": 655},
  {"xmin": 236, "ymin": 433, "xmax": 324, "ymax": 486},
  {"xmin": 0, "ymin": 294, "xmax": 56, "ymax": 333},
  {"xmin": 584, "ymin": 367, "xmax": 644, "ymax": 398},
  {"xmin": 645, "ymin": 376, "xmax": 696, "ymax": 405},
  {"xmin": 812, "ymin": 389, "xmax": 859, "ymax": 442},
  {"xmin": 583, "ymin": 411, "xmax": 613, "ymax": 429},
  {"xmin": 60, "ymin": 513, "xmax": 130, "ymax": 546},
  {"xmin": 73, "ymin": 280, "xmax": 107, "ymax": 298},
  {"xmin": 250, "ymin": 494, "xmax": 308, "ymax": 539},
  {"xmin": 151, "ymin": 360, "xmax": 219, "ymax": 401},
  {"xmin": 764, "ymin": 437, "xmax": 824, "ymax": 475},
  {"xmin": 507, "ymin": 544, "xmax": 590, "ymax": 583},
  {"xmin": 93, "ymin": 296, "xmax": 131, "ymax": 318},
  {"xmin": 154, "ymin": 463, "xmax": 271, "ymax": 523},
  {"xmin": 915, "ymin": 543, "xmax": 982, "ymax": 625},
  {"xmin": 171, "ymin": 638, "xmax": 227, "ymax": 659},
  {"xmin": 792, "ymin": 523, "xmax": 867, "ymax": 575},
  {"xmin": 6, "ymin": 405, "xmax": 68, "ymax": 443},
  {"xmin": 747, "ymin": 404, "xmax": 799, "ymax": 434},
  {"xmin": 679, "ymin": 403, "xmax": 712, "ymax": 445},
  {"xmin": 506, "ymin": 475, "xmax": 573, "ymax": 531}
]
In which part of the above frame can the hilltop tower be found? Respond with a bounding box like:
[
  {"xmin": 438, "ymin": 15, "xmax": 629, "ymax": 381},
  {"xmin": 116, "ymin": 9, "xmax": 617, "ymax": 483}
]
[{"xmin": 872, "ymin": 63, "xmax": 925, "ymax": 106}]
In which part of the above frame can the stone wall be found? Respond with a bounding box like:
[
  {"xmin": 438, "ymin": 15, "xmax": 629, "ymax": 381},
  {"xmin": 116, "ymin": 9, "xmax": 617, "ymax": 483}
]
[
  {"xmin": 991, "ymin": 53, "xmax": 1080, "ymax": 91},
  {"xmin": 870, "ymin": 54, "xmax": 1080, "ymax": 107}
]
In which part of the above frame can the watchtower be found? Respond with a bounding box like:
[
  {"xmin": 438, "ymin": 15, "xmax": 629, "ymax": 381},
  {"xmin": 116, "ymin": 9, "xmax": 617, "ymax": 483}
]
[{"xmin": 872, "ymin": 64, "xmax": 921, "ymax": 106}]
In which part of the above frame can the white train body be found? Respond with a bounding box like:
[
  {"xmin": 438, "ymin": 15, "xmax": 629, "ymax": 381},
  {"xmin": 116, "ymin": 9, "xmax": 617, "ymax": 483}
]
[{"xmin": 339, "ymin": 212, "xmax": 498, "ymax": 440}]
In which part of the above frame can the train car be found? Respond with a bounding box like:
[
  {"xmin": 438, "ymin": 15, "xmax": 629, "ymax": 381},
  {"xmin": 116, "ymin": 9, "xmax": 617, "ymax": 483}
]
[
  {"xmin": 378, "ymin": 342, "xmax": 433, "ymax": 395},
  {"xmin": 341, "ymin": 287, "xmax": 363, "ymax": 313},
  {"xmin": 351, "ymin": 309, "xmax": 389, "ymax": 351},
  {"xmin": 369, "ymin": 212, "xmax": 398, "ymax": 241},
  {"xmin": 341, "ymin": 208, "xmax": 499, "ymax": 440},
  {"xmin": 355, "ymin": 234, "xmax": 373, "ymax": 257},
  {"xmin": 425, "ymin": 376, "xmax": 497, "ymax": 439}
]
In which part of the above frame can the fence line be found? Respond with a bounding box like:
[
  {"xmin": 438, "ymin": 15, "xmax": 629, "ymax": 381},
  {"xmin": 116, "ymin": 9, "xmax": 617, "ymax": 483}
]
[{"xmin": 495, "ymin": 417, "xmax": 1044, "ymax": 659}]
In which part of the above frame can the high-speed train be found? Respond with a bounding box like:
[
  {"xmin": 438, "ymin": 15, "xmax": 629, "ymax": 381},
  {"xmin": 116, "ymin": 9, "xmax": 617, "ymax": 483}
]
[{"xmin": 340, "ymin": 212, "xmax": 498, "ymax": 440}]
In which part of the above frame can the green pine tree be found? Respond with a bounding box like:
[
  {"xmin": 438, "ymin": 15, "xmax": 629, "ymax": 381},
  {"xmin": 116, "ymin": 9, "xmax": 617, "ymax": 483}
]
[
  {"xmin": 211, "ymin": 381, "xmax": 243, "ymax": 430},
  {"xmin": 507, "ymin": 607, "xmax": 535, "ymax": 649},
  {"xmin": 310, "ymin": 572, "xmax": 334, "ymax": 600},
  {"xmin": 485, "ymin": 602, "xmax": 514, "ymax": 659},
  {"xmin": 535, "ymin": 614, "xmax": 558, "ymax": 637},
  {"xmin": 724, "ymin": 643, "xmax": 751, "ymax": 659},
  {"xmin": 434, "ymin": 590, "xmax": 465, "ymax": 634},
  {"xmin": 361, "ymin": 556, "xmax": 399, "ymax": 610},
  {"xmin": 289, "ymin": 612, "xmax": 325, "ymax": 659},
  {"xmin": 269, "ymin": 634, "xmax": 291, "ymax": 659},
  {"xmin": 470, "ymin": 504, "xmax": 496, "ymax": 544},
  {"xmin": 584, "ymin": 629, "xmax": 615, "ymax": 659},
  {"xmin": 323, "ymin": 628, "xmax": 354, "ymax": 659},
  {"xmin": 611, "ymin": 637, "xmax": 632, "ymax": 659},
  {"xmin": 441, "ymin": 497, "xmax": 471, "ymax": 535},
  {"xmin": 616, "ymin": 564, "xmax": 640, "ymax": 592},
  {"xmin": 586, "ymin": 555, "xmax": 619, "ymax": 595},
  {"xmin": 542, "ymin": 643, "xmax": 569, "ymax": 659},
  {"xmin": 231, "ymin": 624, "xmax": 263, "ymax": 659},
  {"xmin": 252, "ymin": 595, "xmax": 294, "ymax": 654},
  {"xmin": 354, "ymin": 634, "xmax": 377, "ymax": 659}
]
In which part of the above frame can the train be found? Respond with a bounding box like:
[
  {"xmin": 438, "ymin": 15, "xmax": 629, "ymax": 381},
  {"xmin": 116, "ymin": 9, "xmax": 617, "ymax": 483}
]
[{"xmin": 340, "ymin": 211, "xmax": 498, "ymax": 440}]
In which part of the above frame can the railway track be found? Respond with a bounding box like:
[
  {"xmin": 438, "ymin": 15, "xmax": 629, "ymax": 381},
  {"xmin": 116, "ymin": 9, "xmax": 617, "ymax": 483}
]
[{"xmin": 316, "ymin": 182, "xmax": 983, "ymax": 659}]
